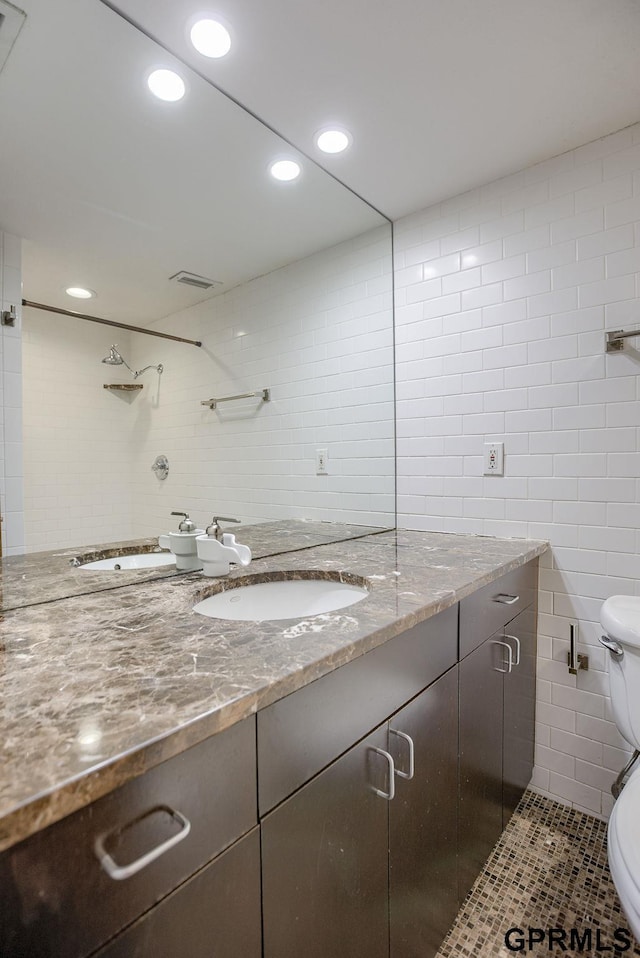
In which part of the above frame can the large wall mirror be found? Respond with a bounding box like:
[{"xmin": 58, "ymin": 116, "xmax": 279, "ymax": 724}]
[{"xmin": 0, "ymin": 0, "xmax": 394, "ymax": 554}]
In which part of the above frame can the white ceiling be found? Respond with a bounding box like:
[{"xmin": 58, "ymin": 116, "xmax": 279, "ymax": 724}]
[
  {"xmin": 114, "ymin": 0, "xmax": 640, "ymax": 219},
  {"xmin": 2, "ymin": 0, "xmax": 640, "ymax": 323},
  {"xmin": 0, "ymin": 0, "xmax": 383, "ymax": 323}
]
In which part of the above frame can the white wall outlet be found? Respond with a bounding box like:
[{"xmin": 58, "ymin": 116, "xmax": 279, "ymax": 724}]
[
  {"xmin": 316, "ymin": 448, "xmax": 328, "ymax": 475},
  {"xmin": 483, "ymin": 442, "xmax": 504, "ymax": 475}
]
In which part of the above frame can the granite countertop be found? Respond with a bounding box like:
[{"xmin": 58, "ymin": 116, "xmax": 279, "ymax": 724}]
[
  {"xmin": 0, "ymin": 525, "xmax": 547, "ymax": 852},
  {"xmin": 0, "ymin": 520, "xmax": 385, "ymax": 612}
]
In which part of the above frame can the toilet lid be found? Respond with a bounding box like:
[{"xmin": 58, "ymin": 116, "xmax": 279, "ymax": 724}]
[
  {"xmin": 601, "ymin": 595, "xmax": 640, "ymax": 649},
  {"xmin": 611, "ymin": 770, "xmax": 640, "ymax": 894}
]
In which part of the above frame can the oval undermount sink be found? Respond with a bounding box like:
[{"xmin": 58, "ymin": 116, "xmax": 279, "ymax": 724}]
[
  {"xmin": 193, "ymin": 576, "xmax": 368, "ymax": 622},
  {"xmin": 80, "ymin": 553, "xmax": 176, "ymax": 571}
]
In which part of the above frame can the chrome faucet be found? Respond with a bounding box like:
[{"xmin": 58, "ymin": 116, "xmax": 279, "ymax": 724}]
[
  {"xmin": 205, "ymin": 516, "xmax": 240, "ymax": 541},
  {"xmin": 171, "ymin": 511, "xmax": 197, "ymax": 533}
]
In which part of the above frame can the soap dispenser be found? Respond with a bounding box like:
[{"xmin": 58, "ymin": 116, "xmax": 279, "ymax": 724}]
[{"xmin": 158, "ymin": 511, "xmax": 205, "ymax": 571}]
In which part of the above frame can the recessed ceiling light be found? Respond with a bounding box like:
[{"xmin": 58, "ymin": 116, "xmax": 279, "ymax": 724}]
[
  {"xmin": 147, "ymin": 68, "xmax": 186, "ymax": 102},
  {"xmin": 66, "ymin": 287, "xmax": 95, "ymax": 299},
  {"xmin": 269, "ymin": 159, "xmax": 301, "ymax": 182},
  {"xmin": 190, "ymin": 19, "xmax": 231, "ymax": 58},
  {"xmin": 316, "ymin": 129, "xmax": 351, "ymax": 154}
]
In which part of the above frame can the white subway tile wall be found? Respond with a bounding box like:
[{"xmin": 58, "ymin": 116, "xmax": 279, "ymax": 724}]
[
  {"xmin": 1, "ymin": 231, "xmax": 25, "ymax": 556},
  {"xmin": 126, "ymin": 225, "xmax": 394, "ymax": 536},
  {"xmin": 22, "ymin": 315, "xmax": 135, "ymax": 550},
  {"xmin": 395, "ymin": 122, "xmax": 640, "ymax": 819}
]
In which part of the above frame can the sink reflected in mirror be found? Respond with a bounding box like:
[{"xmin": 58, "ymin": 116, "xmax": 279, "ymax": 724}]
[
  {"xmin": 80, "ymin": 553, "xmax": 176, "ymax": 571},
  {"xmin": 193, "ymin": 573, "xmax": 368, "ymax": 622}
]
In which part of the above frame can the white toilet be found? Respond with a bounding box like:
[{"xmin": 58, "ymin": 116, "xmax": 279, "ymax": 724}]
[{"xmin": 600, "ymin": 594, "xmax": 640, "ymax": 939}]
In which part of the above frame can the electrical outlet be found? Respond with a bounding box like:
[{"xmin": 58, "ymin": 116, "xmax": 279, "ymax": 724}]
[
  {"xmin": 316, "ymin": 448, "xmax": 328, "ymax": 475},
  {"xmin": 483, "ymin": 442, "xmax": 504, "ymax": 475}
]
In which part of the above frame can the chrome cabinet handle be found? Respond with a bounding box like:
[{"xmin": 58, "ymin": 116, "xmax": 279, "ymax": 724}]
[
  {"xmin": 504, "ymin": 633, "xmax": 521, "ymax": 666},
  {"xmin": 370, "ymin": 747, "xmax": 396, "ymax": 801},
  {"xmin": 95, "ymin": 805, "xmax": 191, "ymax": 881},
  {"xmin": 599, "ymin": 635, "xmax": 624, "ymax": 659},
  {"xmin": 492, "ymin": 593, "xmax": 519, "ymax": 605},
  {"xmin": 389, "ymin": 728, "xmax": 415, "ymax": 780},
  {"xmin": 494, "ymin": 640, "xmax": 513, "ymax": 674}
]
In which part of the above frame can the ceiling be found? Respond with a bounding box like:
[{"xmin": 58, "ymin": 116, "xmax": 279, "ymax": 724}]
[
  {"xmin": 2, "ymin": 0, "xmax": 640, "ymax": 323},
  {"xmin": 0, "ymin": 0, "xmax": 383, "ymax": 323},
  {"xmin": 112, "ymin": 0, "xmax": 640, "ymax": 219}
]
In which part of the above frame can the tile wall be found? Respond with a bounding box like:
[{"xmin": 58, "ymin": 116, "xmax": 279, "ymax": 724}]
[
  {"xmin": 0, "ymin": 231, "xmax": 24, "ymax": 556},
  {"xmin": 395, "ymin": 122, "xmax": 640, "ymax": 818},
  {"xmin": 21, "ymin": 314, "xmax": 134, "ymax": 550},
  {"xmin": 128, "ymin": 224, "xmax": 395, "ymax": 536},
  {"xmin": 19, "ymin": 224, "xmax": 393, "ymax": 549}
]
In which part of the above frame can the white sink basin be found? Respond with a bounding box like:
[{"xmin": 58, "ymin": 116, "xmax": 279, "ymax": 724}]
[
  {"xmin": 81, "ymin": 553, "xmax": 176, "ymax": 571},
  {"xmin": 193, "ymin": 577, "xmax": 368, "ymax": 622}
]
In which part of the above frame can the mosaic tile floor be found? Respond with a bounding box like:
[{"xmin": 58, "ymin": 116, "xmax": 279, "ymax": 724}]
[{"xmin": 436, "ymin": 789, "xmax": 640, "ymax": 957}]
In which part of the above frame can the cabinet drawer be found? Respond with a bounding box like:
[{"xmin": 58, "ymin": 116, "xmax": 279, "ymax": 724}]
[
  {"xmin": 258, "ymin": 603, "xmax": 457, "ymax": 815},
  {"xmin": 0, "ymin": 716, "xmax": 256, "ymax": 958},
  {"xmin": 95, "ymin": 827, "xmax": 262, "ymax": 958},
  {"xmin": 459, "ymin": 560, "xmax": 537, "ymax": 660}
]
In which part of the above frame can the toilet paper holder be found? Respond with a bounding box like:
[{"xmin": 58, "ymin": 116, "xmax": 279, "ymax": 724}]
[{"xmin": 567, "ymin": 621, "xmax": 589, "ymax": 675}]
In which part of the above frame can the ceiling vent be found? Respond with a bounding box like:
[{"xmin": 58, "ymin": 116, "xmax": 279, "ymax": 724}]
[
  {"xmin": 0, "ymin": 1, "xmax": 26, "ymax": 77},
  {"xmin": 169, "ymin": 270, "xmax": 222, "ymax": 290}
]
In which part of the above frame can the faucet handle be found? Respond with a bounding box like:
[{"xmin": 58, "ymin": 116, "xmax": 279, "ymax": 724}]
[
  {"xmin": 171, "ymin": 511, "xmax": 197, "ymax": 533},
  {"xmin": 205, "ymin": 516, "xmax": 240, "ymax": 539}
]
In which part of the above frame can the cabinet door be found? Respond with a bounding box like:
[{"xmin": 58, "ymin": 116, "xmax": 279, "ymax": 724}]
[
  {"xmin": 389, "ymin": 666, "xmax": 458, "ymax": 958},
  {"xmin": 261, "ymin": 725, "xmax": 390, "ymax": 958},
  {"xmin": 458, "ymin": 636, "xmax": 504, "ymax": 902},
  {"xmin": 502, "ymin": 606, "xmax": 537, "ymax": 825},
  {"xmin": 95, "ymin": 828, "xmax": 261, "ymax": 958}
]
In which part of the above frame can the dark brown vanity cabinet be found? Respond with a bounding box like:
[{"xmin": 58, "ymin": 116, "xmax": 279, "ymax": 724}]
[
  {"xmin": 389, "ymin": 665, "xmax": 459, "ymax": 958},
  {"xmin": 502, "ymin": 605, "xmax": 537, "ymax": 824},
  {"xmin": 261, "ymin": 724, "xmax": 391, "ymax": 958},
  {"xmin": 458, "ymin": 562, "xmax": 538, "ymax": 901},
  {"xmin": 0, "ymin": 716, "xmax": 259, "ymax": 958},
  {"xmin": 259, "ymin": 606, "xmax": 459, "ymax": 958}
]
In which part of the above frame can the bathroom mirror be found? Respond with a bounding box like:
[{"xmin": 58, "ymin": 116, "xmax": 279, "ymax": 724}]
[{"xmin": 0, "ymin": 0, "xmax": 394, "ymax": 554}]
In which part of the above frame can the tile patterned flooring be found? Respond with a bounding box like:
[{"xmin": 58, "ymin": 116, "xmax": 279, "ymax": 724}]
[{"xmin": 436, "ymin": 789, "xmax": 640, "ymax": 957}]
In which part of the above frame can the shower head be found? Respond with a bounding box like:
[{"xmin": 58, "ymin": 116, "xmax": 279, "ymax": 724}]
[
  {"xmin": 100, "ymin": 344, "xmax": 163, "ymax": 378},
  {"xmin": 101, "ymin": 345, "xmax": 125, "ymax": 366}
]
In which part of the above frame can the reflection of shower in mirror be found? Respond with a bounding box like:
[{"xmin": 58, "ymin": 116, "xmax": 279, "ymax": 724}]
[{"xmin": 101, "ymin": 344, "xmax": 163, "ymax": 378}]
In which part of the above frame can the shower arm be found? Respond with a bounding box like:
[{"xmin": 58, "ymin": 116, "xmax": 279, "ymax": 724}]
[{"xmin": 133, "ymin": 363, "xmax": 164, "ymax": 378}]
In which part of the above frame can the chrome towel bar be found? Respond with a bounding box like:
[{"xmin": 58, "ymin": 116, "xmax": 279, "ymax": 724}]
[
  {"xmin": 606, "ymin": 328, "xmax": 640, "ymax": 352},
  {"xmin": 200, "ymin": 388, "xmax": 270, "ymax": 410}
]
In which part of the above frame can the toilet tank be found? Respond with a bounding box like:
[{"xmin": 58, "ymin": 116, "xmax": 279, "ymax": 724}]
[{"xmin": 601, "ymin": 595, "xmax": 640, "ymax": 751}]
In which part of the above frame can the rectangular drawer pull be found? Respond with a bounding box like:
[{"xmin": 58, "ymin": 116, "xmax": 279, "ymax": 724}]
[
  {"xmin": 389, "ymin": 728, "xmax": 415, "ymax": 781},
  {"xmin": 95, "ymin": 805, "xmax": 191, "ymax": 881},
  {"xmin": 503, "ymin": 633, "xmax": 521, "ymax": 666},
  {"xmin": 492, "ymin": 593, "xmax": 519, "ymax": 605},
  {"xmin": 493, "ymin": 640, "xmax": 513, "ymax": 674},
  {"xmin": 369, "ymin": 747, "xmax": 396, "ymax": 801}
]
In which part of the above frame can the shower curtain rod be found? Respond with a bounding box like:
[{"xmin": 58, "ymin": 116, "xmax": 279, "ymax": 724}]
[{"xmin": 21, "ymin": 300, "xmax": 203, "ymax": 348}]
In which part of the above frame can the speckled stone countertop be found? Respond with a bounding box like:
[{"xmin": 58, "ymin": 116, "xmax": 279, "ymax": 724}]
[
  {"xmin": 0, "ymin": 526, "xmax": 547, "ymax": 852},
  {"xmin": 0, "ymin": 520, "xmax": 385, "ymax": 612}
]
